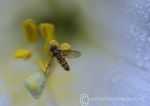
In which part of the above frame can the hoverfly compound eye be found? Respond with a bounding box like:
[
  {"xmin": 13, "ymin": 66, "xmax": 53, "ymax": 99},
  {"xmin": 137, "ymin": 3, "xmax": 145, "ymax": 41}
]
[{"xmin": 50, "ymin": 45, "xmax": 57, "ymax": 51}]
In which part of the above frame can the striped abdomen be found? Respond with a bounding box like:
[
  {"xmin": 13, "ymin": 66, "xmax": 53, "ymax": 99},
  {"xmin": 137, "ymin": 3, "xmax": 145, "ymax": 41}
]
[{"xmin": 56, "ymin": 53, "xmax": 70, "ymax": 71}]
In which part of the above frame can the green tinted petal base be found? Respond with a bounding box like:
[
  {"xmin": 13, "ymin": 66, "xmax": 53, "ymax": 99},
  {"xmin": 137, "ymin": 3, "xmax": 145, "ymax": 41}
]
[{"xmin": 23, "ymin": 71, "xmax": 47, "ymax": 99}]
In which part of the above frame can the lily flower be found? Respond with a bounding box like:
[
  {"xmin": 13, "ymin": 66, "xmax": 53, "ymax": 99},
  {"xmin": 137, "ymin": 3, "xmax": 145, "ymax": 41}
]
[
  {"xmin": 0, "ymin": 0, "xmax": 149, "ymax": 106},
  {"xmin": 15, "ymin": 18, "xmax": 74, "ymax": 99}
]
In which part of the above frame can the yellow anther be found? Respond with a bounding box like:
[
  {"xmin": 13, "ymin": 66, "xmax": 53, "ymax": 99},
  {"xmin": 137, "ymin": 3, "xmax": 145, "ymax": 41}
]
[
  {"xmin": 60, "ymin": 42, "xmax": 71, "ymax": 51},
  {"xmin": 15, "ymin": 49, "xmax": 32, "ymax": 59},
  {"xmin": 23, "ymin": 19, "xmax": 38, "ymax": 43},
  {"xmin": 49, "ymin": 40, "xmax": 59, "ymax": 46},
  {"xmin": 39, "ymin": 23, "xmax": 55, "ymax": 41}
]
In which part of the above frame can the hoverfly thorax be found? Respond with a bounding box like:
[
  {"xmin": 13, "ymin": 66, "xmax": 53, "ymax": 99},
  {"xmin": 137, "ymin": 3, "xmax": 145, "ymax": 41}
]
[{"xmin": 50, "ymin": 45, "xmax": 60, "ymax": 56}]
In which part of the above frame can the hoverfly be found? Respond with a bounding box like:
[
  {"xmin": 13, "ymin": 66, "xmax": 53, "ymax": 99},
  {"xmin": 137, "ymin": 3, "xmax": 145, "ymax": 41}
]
[
  {"xmin": 44, "ymin": 43, "xmax": 81, "ymax": 76},
  {"xmin": 23, "ymin": 42, "xmax": 81, "ymax": 99}
]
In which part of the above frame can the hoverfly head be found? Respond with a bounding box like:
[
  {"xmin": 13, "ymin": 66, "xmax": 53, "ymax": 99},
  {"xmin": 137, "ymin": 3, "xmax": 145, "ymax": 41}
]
[
  {"xmin": 50, "ymin": 45, "xmax": 57, "ymax": 52},
  {"xmin": 48, "ymin": 40, "xmax": 59, "ymax": 52}
]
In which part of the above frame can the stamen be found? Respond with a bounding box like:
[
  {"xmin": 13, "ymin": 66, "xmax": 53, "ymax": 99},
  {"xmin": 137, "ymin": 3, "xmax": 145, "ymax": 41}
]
[
  {"xmin": 44, "ymin": 43, "xmax": 51, "ymax": 58},
  {"xmin": 22, "ymin": 19, "xmax": 38, "ymax": 43},
  {"xmin": 49, "ymin": 40, "xmax": 59, "ymax": 46},
  {"xmin": 15, "ymin": 49, "xmax": 32, "ymax": 59},
  {"xmin": 39, "ymin": 23, "xmax": 55, "ymax": 41},
  {"xmin": 60, "ymin": 42, "xmax": 71, "ymax": 51}
]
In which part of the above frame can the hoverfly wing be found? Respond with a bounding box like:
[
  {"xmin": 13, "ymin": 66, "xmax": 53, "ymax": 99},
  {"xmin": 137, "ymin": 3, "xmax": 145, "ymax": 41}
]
[
  {"xmin": 45, "ymin": 56, "xmax": 56, "ymax": 76},
  {"xmin": 61, "ymin": 50, "xmax": 81, "ymax": 58}
]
